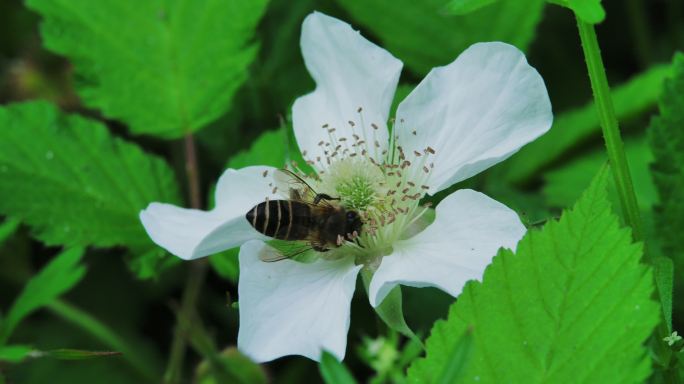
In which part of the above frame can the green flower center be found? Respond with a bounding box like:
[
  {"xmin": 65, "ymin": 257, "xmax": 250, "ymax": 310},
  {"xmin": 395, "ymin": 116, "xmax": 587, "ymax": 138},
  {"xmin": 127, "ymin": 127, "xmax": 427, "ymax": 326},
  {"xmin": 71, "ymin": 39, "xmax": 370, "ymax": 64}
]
[{"xmin": 321, "ymin": 158, "xmax": 385, "ymax": 212}]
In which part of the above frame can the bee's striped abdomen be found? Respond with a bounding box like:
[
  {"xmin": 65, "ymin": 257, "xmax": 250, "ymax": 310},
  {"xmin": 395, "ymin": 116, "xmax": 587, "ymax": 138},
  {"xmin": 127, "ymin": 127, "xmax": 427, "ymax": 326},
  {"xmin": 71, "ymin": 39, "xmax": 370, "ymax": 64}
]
[{"xmin": 246, "ymin": 200, "xmax": 311, "ymax": 241}]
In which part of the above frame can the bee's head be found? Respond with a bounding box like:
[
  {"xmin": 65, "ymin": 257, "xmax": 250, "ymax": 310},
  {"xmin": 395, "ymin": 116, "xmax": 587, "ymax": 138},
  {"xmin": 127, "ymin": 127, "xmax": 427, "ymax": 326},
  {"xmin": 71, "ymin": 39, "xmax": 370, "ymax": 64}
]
[{"xmin": 343, "ymin": 210, "xmax": 363, "ymax": 241}]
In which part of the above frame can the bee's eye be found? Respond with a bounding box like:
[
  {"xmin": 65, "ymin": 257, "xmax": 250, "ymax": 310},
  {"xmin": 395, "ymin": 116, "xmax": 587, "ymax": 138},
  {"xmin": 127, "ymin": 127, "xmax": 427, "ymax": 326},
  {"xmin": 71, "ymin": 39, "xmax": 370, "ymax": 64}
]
[{"xmin": 346, "ymin": 211, "xmax": 357, "ymax": 221}]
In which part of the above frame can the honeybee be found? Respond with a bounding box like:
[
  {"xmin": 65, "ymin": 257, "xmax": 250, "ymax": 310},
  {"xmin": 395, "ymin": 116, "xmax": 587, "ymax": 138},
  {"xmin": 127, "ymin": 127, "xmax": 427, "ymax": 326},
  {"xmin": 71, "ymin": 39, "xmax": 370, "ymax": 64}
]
[{"xmin": 245, "ymin": 169, "xmax": 363, "ymax": 261}]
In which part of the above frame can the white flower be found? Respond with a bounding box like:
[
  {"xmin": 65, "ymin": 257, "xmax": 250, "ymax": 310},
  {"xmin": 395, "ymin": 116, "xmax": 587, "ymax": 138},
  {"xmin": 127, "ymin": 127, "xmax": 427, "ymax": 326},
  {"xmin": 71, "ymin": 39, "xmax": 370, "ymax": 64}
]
[{"xmin": 140, "ymin": 12, "xmax": 552, "ymax": 363}]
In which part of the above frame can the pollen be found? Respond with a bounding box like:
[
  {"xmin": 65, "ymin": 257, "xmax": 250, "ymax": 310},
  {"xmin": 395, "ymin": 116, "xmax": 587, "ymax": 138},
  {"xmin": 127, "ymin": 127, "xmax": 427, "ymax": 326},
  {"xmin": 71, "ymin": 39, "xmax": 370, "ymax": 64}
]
[
  {"xmin": 321, "ymin": 157, "xmax": 385, "ymax": 211},
  {"xmin": 296, "ymin": 105, "xmax": 438, "ymax": 256}
]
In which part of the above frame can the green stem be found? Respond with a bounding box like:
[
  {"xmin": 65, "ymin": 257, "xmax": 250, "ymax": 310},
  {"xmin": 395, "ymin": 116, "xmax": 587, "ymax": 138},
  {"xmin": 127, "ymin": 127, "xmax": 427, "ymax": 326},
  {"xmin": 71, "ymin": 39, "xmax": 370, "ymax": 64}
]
[
  {"xmin": 164, "ymin": 133, "xmax": 207, "ymax": 384},
  {"xmin": 576, "ymin": 19, "xmax": 644, "ymax": 243},
  {"xmin": 47, "ymin": 300, "xmax": 159, "ymax": 382},
  {"xmin": 576, "ymin": 17, "xmax": 678, "ymax": 381},
  {"xmin": 163, "ymin": 261, "xmax": 208, "ymax": 384}
]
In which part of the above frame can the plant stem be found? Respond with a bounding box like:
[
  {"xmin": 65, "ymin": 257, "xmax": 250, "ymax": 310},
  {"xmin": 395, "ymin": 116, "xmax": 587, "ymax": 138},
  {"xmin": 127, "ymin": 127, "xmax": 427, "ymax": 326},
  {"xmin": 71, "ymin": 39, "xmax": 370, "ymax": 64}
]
[
  {"xmin": 576, "ymin": 19, "xmax": 644, "ymax": 243},
  {"xmin": 163, "ymin": 133, "xmax": 207, "ymax": 384},
  {"xmin": 183, "ymin": 134, "xmax": 202, "ymax": 210},
  {"xmin": 576, "ymin": 18, "xmax": 678, "ymax": 381},
  {"xmin": 164, "ymin": 260, "xmax": 208, "ymax": 384}
]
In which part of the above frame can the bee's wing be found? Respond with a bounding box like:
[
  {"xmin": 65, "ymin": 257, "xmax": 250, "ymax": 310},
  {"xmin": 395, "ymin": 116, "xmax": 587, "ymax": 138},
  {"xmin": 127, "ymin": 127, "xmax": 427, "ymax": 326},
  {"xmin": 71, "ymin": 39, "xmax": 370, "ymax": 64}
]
[
  {"xmin": 258, "ymin": 241, "xmax": 314, "ymax": 262},
  {"xmin": 274, "ymin": 169, "xmax": 318, "ymax": 203}
]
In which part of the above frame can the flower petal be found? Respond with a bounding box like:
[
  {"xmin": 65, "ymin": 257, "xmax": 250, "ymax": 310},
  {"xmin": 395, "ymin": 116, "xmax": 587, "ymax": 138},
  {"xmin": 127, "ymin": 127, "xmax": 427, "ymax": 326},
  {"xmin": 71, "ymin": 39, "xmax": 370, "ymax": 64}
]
[
  {"xmin": 396, "ymin": 42, "xmax": 553, "ymax": 194},
  {"xmin": 293, "ymin": 12, "xmax": 402, "ymax": 170},
  {"xmin": 238, "ymin": 241, "xmax": 362, "ymax": 362},
  {"xmin": 368, "ymin": 189, "xmax": 525, "ymax": 307},
  {"xmin": 139, "ymin": 166, "xmax": 278, "ymax": 260}
]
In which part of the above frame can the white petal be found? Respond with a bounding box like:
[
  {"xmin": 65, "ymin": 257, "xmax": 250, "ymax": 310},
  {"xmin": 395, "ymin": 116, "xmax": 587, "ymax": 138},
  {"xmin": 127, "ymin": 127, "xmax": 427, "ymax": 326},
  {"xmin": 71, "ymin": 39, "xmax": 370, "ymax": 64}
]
[
  {"xmin": 396, "ymin": 42, "xmax": 553, "ymax": 194},
  {"xmin": 368, "ymin": 189, "xmax": 525, "ymax": 307},
  {"xmin": 238, "ymin": 241, "xmax": 361, "ymax": 362},
  {"xmin": 293, "ymin": 12, "xmax": 402, "ymax": 170},
  {"xmin": 139, "ymin": 166, "xmax": 279, "ymax": 260}
]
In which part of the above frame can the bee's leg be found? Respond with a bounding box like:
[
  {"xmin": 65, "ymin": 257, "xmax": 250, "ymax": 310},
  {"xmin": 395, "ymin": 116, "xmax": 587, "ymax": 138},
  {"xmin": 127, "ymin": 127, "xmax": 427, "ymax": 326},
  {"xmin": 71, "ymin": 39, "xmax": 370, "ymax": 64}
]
[
  {"xmin": 313, "ymin": 193, "xmax": 341, "ymax": 205},
  {"xmin": 354, "ymin": 238, "xmax": 365, "ymax": 248}
]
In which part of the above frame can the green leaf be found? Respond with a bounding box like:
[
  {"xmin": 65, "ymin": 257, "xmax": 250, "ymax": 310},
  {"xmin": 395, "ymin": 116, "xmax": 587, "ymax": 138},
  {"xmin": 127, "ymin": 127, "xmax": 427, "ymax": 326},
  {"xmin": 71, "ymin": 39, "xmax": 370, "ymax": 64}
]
[
  {"xmin": 649, "ymin": 52, "xmax": 684, "ymax": 317},
  {"xmin": 126, "ymin": 246, "xmax": 180, "ymax": 280},
  {"xmin": 26, "ymin": 0, "xmax": 269, "ymax": 138},
  {"xmin": 0, "ymin": 345, "xmax": 33, "ymax": 363},
  {"xmin": 0, "ymin": 101, "xmax": 180, "ymax": 253},
  {"xmin": 436, "ymin": 328, "xmax": 473, "ymax": 384},
  {"xmin": 42, "ymin": 349, "xmax": 122, "ymax": 360},
  {"xmin": 335, "ymin": 0, "xmax": 544, "ymax": 75},
  {"xmin": 649, "ymin": 53, "xmax": 684, "ymax": 266},
  {"xmin": 0, "ymin": 218, "xmax": 20, "ymax": 246},
  {"xmin": 447, "ymin": 0, "xmax": 498, "ymax": 14},
  {"xmin": 319, "ymin": 351, "xmax": 358, "ymax": 384},
  {"xmin": 407, "ymin": 168, "xmax": 659, "ymax": 383},
  {"xmin": 0, "ymin": 346, "xmax": 121, "ymax": 363},
  {"xmin": 0, "ymin": 248, "xmax": 85, "ymax": 344},
  {"xmin": 504, "ymin": 63, "xmax": 672, "ymax": 184},
  {"xmin": 653, "ymin": 257, "xmax": 673, "ymax": 333},
  {"xmin": 195, "ymin": 348, "xmax": 267, "ymax": 384}
]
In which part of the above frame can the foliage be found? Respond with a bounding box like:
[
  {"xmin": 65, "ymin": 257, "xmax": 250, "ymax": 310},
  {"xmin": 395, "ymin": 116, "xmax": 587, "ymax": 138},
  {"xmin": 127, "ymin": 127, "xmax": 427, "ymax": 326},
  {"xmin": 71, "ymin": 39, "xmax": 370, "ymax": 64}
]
[
  {"xmin": 0, "ymin": 102, "xmax": 180, "ymax": 250},
  {"xmin": 25, "ymin": 0, "xmax": 269, "ymax": 138},
  {"xmin": 0, "ymin": 1, "xmax": 680, "ymax": 383},
  {"xmin": 649, "ymin": 52, "xmax": 684, "ymax": 330},
  {"xmin": 407, "ymin": 169, "xmax": 658, "ymax": 383},
  {"xmin": 0, "ymin": 345, "xmax": 33, "ymax": 363},
  {"xmin": 319, "ymin": 351, "xmax": 358, "ymax": 384},
  {"xmin": 447, "ymin": 0, "xmax": 499, "ymax": 15},
  {"xmin": 335, "ymin": 0, "xmax": 544, "ymax": 75},
  {"xmin": 0, "ymin": 248, "xmax": 85, "ymax": 344},
  {"xmin": 649, "ymin": 53, "xmax": 684, "ymax": 270}
]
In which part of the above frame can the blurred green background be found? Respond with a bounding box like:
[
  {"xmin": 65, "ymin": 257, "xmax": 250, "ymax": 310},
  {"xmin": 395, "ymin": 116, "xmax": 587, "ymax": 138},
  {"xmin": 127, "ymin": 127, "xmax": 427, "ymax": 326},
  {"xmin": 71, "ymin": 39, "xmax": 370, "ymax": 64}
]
[{"xmin": 0, "ymin": 0, "xmax": 682, "ymax": 382}]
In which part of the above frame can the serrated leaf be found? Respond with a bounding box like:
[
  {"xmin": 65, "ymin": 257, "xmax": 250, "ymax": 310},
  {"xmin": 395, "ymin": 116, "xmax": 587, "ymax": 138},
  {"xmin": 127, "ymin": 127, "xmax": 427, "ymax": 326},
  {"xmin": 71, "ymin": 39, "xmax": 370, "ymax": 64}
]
[
  {"xmin": 649, "ymin": 52, "xmax": 684, "ymax": 316},
  {"xmin": 319, "ymin": 351, "xmax": 358, "ymax": 384},
  {"xmin": 0, "ymin": 248, "xmax": 85, "ymax": 344},
  {"xmin": 0, "ymin": 101, "xmax": 180, "ymax": 254},
  {"xmin": 503, "ymin": 63, "xmax": 671, "ymax": 184},
  {"xmin": 26, "ymin": 0, "xmax": 269, "ymax": 138},
  {"xmin": 335, "ymin": 0, "xmax": 544, "ymax": 75},
  {"xmin": 0, "ymin": 345, "xmax": 33, "ymax": 363},
  {"xmin": 408, "ymin": 168, "xmax": 659, "ymax": 383}
]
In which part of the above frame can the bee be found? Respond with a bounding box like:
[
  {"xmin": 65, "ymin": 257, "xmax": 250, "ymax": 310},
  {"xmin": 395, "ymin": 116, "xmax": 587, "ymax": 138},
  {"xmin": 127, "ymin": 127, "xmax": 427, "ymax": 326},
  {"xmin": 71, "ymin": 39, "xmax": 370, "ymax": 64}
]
[{"xmin": 245, "ymin": 169, "xmax": 363, "ymax": 261}]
